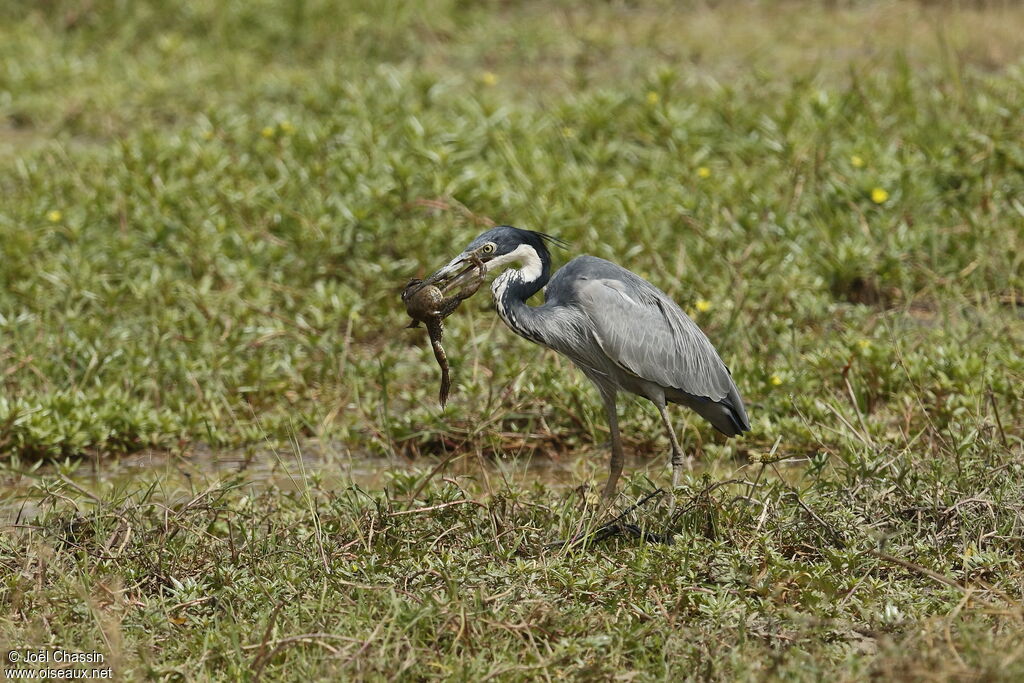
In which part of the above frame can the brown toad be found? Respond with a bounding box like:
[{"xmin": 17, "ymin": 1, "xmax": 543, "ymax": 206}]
[{"xmin": 402, "ymin": 255, "xmax": 486, "ymax": 407}]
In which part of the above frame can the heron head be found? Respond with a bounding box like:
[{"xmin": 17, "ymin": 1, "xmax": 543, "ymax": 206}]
[{"xmin": 426, "ymin": 226, "xmax": 565, "ymax": 292}]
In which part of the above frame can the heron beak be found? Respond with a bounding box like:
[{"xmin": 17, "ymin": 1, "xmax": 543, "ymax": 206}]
[{"xmin": 425, "ymin": 249, "xmax": 489, "ymax": 294}]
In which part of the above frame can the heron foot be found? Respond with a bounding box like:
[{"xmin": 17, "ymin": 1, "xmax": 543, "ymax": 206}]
[{"xmin": 668, "ymin": 455, "xmax": 695, "ymax": 511}]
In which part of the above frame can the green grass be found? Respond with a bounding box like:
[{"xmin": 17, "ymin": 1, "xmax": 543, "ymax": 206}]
[
  {"xmin": 2, "ymin": 0, "xmax": 1024, "ymax": 679},
  {"xmin": 4, "ymin": 458, "xmax": 1024, "ymax": 679}
]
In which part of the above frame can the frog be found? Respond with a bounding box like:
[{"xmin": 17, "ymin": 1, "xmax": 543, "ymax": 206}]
[{"xmin": 401, "ymin": 254, "xmax": 486, "ymax": 408}]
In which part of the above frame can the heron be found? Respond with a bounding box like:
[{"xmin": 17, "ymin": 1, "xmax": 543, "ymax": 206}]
[{"xmin": 426, "ymin": 225, "xmax": 750, "ymax": 500}]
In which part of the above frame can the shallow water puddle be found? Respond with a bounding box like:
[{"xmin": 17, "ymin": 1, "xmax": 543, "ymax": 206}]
[
  {"xmin": 0, "ymin": 445, "xmax": 601, "ymax": 524},
  {"xmin": 1, "ymin": 445, "xmax": 805, "ymax": 524}
]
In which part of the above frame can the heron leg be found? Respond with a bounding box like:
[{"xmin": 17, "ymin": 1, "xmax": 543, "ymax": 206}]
[
  {"xmin": 656, "ymin": 403, "xmax": 689, "ymax": 491},
  {"xmin": 601, "ymin": 392, "xmax": 624, "ymax": 503}
]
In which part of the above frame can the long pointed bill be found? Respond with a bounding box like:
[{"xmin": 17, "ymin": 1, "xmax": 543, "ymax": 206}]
[{"xmin": 424, "ymin": 250, "xmax": 488, "ymax": 294}]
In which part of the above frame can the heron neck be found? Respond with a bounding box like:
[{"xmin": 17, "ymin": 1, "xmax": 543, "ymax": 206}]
[{"xmin": 493, "ymin": 266, "xmax": 552, "ymax": 345}]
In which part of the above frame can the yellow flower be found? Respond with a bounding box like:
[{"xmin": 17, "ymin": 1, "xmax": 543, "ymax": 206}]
[
  {"xmin": 697, "ymin": 166, "xmax": 711, "ymax": 179},
  {"xmin": 46, "ymin": 210, "xmax": 62, "ymax": 222},
  {"xmin": 646, "ymin": 91, "xmax": 660, "ymax": 105},
  {"xmin": 260, "ymin": 126, "xmax": 275, "ymax": 139},
  {"xmin": 480, "ymin": 71, "xmax": 498, "ymax": 86},
  {"xmin": 871, "ymin": 187, "xmax": 889, "ymax": 204},
  {"xmin": 695, "ymin": 299, "xmax": 711, "ymax": 313},
  {"xmin": 770, "ymin": 375, "xmax": 783, "ymax": 386},
  {"xmin": 279, "ymin": 121, "xmax": 295, "ymax": 134},
  {"xmin": 851, "ymin": 155, "xmax": 865, "ymax": 168},
  {"xmin": 857, "ymin": 339, "xmax": 872, "ymax": 350}
]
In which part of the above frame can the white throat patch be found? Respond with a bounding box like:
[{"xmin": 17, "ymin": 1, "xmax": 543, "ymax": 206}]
[{"xmin": 484, "ymin": 244, "xmax": 543, "ymax": 283}]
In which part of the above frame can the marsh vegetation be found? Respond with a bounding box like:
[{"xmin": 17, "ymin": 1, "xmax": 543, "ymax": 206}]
[{"xmin": 2, "ymin": 0, "xmax": 1023, "ymax": 679}]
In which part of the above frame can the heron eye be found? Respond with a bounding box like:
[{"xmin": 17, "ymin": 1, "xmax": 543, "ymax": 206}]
[{"xmin": 482, "ymin": 243, "xmax": 496, "ymax": 254}]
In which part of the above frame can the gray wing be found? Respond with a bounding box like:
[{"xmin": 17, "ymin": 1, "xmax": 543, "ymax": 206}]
[{"xmin": 565, "ymin": 260, "xmax": 736, "ymax": 404}]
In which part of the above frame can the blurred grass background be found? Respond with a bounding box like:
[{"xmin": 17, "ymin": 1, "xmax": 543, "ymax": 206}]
[{"xmin": 0, "ymin": 0, "xmax": 1022, "ymax": 463}]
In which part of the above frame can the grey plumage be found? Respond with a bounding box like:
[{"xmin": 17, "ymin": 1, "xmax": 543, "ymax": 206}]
[{"xmin": 428, "ymin": 226, "xmax": 750, "ymax": 498}]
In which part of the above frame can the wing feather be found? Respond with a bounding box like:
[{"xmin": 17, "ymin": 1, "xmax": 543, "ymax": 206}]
[{"xmin": 572, "ymin": 271, "xmax": 735, "ymax": 402}]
